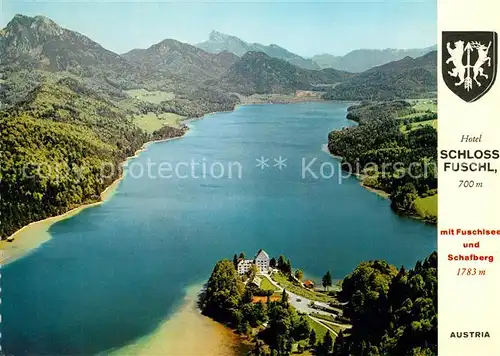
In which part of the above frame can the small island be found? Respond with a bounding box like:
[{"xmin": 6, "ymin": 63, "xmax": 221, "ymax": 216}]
[{"xmin": 200, "ymin": 249, "xmax": 437, "ymax": 356}]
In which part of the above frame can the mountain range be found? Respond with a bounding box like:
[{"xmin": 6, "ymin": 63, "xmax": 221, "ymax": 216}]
[
  {"xmin": 122, "ymin": 39, "xmax": 239, "ymax": 85},
  {"xmin": 1, "ymin": 14, "xmax": 437, "ymax": 103},
  {"xmin": 212, "ymin": 51, "xmax": 352, "ymax": 95},
  {"xmin": 196, "ymin": 30, "xmax": 320, "ymax": 70},
  {"xmin": 312, "ymin": 46, "xmax": 437, "ymax": 73},
  {"xmin": 0, "ymin": 13, "xmax": 437, "ymax": 239},
  {"xmin": 195, "ymin": 30, "xmax": 436, "ymax": 73},
  {"xmin": 323, "ymin": 51, "xmax": 437, "ymax": 100},
  {"xmin": 0, "ymin": 14, "xmax": 131, "ymax": 78}
]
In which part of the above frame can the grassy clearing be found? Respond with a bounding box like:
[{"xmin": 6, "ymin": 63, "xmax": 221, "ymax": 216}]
[
  {"xmin": 271, "ymin": 273, "xmax": 335, "ymax": 303},
  {"xmin": 310, "ymin": 314, "xmax": 352, "ymax": 331},
  {"xmin": 125, "ymin": 89, "xmax": 175, "ymax": 104},
  {"xmin": 161, "ymin": 113, "xmax": 185, "ymax": 128},
  {"xmin": 401, "ymin": 119, "xmax": 437, "ymax": 132},
  {"xmin": 320, "ymin": 321, "xmax": 344, "ymax": 334},
  {"xmin": 415, "ymin": 194, "xmax": 438, "ymax": 219},
  {"xmin": 307, "ymin": 317, "xmax": 335, "ymax": 341},
  {"xmin": 133, "ymin": 112, "xmax": 185, "ymax": 133},
  {"xmin": 400, "ymin": 99, "xmax": 437, "ymax": 121},
  {"xmin": 260, "ymin": 276, "xmax": 279, "ymax": 291},
  {"xmin": 409, "ymin": 99, "xmax": 437, "ymax": 113},
  {"xmin": 310, "ymin": 313, "xmax": 335, "ymax": 323}
]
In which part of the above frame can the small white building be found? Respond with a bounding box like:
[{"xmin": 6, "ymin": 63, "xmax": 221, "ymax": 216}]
[
  {"xmin": 237, "ymin": 259, "xmax": 254, "ymax": 275},
  {"xmin": 237, "ymin": 249, "xmax": 271, "ymax": 275}
]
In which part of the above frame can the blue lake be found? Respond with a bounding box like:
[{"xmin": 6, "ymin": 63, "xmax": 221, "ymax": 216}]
[{"xmin": 1, "ymin": 102, "xmax": 436, "ymax": 355}]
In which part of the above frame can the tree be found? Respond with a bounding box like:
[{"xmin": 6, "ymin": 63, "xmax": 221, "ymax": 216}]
[
  {"xmin": 333, "ymin": 252, "xmax": 437, "ymax": 356},
  {"xmin": 284, "ymin": 259, "xmax": 292, "ymax": 275},
  {"xmin": 270, "ymin": 257, "xmax": 277, "ymax": 268},
  {"xmin": 309, "ymin": 329, "xmax": 317, "ymax": 347},
  {"xmin": 277, "ymin": 255, "xmax": 286, "ymax": 271},
  {"xmin": 295, "ymin": 269, "xmax": 304, "ymax": 281},
  {"xmin": 242, "ymin": 287, "xmax": 254, "ymax": 304},
  {"xmin": 281, "ymin": 289, "xmax": 289, "ymax": 306},
  {"xmin": 266, "ymin": 303, "xmax": 294, "ymax": 352},
  {"xmin": 233, "ymin": 253, "xmax": 239, "ymax": 269},
  {"xmin": 239, "ymin": 252, "xmax": 246, "ymax": 260},
  {"xmin": 319, "ymin": 332, "xmax": 333, "ymax": 355},
  {"xmin": 238, "ymin": 320, "xmax": 251, "ymax": 335},
  {"xmin": 292, "ymin": 315, "xmax": 311, "ymax": 341},
  {"xmin": 322, "ymin": 271, "xmax": 333, "ymax": 291},
  {"xmin": 391, "ymin": 182, "xmax": 419, "ymax": 212},
  {"xmin": 332, "ymin": 330, "xmax": 345, "ymax": 355},
  {"xmin": 201, "ymin": 259, "xmax": 245, "ymax": 325},
  {"xmin": 248, "ymin": 263, "xmax": 258, "ymax": 280},
  {"xmin": 254, "ymin": 301, "xmax": 268, "ymax": 324},
  {"xmin": 253, "ymin": 341, "xmax": 264, "ymax": 356}
]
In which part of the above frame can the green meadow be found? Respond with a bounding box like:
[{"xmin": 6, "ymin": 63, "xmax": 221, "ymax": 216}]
[
  {"xmin": 133, "ymin": 112, "xmax": 185, "ymax": 133},
  {"xmin": 414, "ymin": 194, "xmax": 438, "ymax": 220},
  {"xmin": 125, "ymin": 89, "xmax": 175, "ymax": 104}
]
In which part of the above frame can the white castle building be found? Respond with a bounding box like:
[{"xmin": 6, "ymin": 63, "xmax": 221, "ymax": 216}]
[{"xmin": 237, "ymin": 249, "xmax": 270, "ymax": 275}]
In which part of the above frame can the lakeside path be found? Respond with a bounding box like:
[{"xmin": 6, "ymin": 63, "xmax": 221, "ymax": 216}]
[{"xmin": 0, "ymin": 136, "xmax": 183, "ymax": 265}]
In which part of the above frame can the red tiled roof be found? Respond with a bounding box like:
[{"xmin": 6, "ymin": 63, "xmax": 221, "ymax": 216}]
[{"xmin": 252, "ymin": 295, "xmax": 281, "ymax": 303}]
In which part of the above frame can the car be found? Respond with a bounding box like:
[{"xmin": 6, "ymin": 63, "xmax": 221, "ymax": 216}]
[{"xmin": 296, "ymin": 298, "xmax": 302, "ymax": 302}]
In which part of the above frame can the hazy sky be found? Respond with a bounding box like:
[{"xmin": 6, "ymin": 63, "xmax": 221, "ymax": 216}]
[{"xmin": 1, "ymin": 0, "xmax": 437, "ymax": 57}]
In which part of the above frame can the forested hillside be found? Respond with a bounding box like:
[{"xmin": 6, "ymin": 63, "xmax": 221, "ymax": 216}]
[
  {"xmin": 0, "ymin": 76, "xmax": 185, "ymax": 239},
  {"xmin": 122, "ymin": 38, "xmax": 238, "ymax": 85},
  {"xmin": 323, "ymin": 52, "xmax": 437, "ymax": 100},
  {"xmin": 214, "ymin": 52, "xmax": 351, "ymax": 95},
  {"xmin": 328, "ymin": 101, "xmax": 437, "ymax": 222},
  {"xmin": 334, "ymin": 252, "xmax": 437, "ymax": 356},
  {"xmin": 0, "ymin": 15, "xmax": 241, "ymax": 239}
]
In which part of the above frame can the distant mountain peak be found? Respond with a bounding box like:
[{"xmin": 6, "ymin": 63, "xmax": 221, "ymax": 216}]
[
  {"xmin": 8, "ymin": 13, "xmax": 59, "ymax": 29},
  {"xmin": 208, "ymin": 30, "xmax": 238, "ymax": 43},
  {"xmin": 242, "ymin": 51, "xmax": 269, "ymax": 59},
  {"xmin": 196, "ymin": 31, "xmax": 320, "ymax": 70},
  {"xmin": 1, "ymin": 14, "xmax": 129, "ymax": 74},
  {"xmin": 3, "ymin": 14, "xmax": 65, "ymax": 42},
  {"xmin": 312, "ymin": 45, "xmax": 438, "ymax": 73}
]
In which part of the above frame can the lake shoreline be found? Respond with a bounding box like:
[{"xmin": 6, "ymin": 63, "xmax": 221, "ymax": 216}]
[
  {"xmin": 2, "ymin": 101, "xmax": 437, "ymax": 356},
  {"xmin": 0, "ymin": 135, "xmax": 183, "ymax": 265},
  {"xmin": 324, "ymin": 144, "xmax": 435, "ymax": 223},
  {"xmin": 109, "ymin": 283, "xmax": 249, "ymax": 356},
  {"xmin": 0, "ymin": 99, "xmax": 362, "ymax": 265},
  {"xmin": 321, "ymin": 143, "xmax": 391, "ymax": 200}
]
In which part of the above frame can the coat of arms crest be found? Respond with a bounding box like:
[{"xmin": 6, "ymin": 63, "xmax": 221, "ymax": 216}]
[{"xmin": 442, "ymin": 31, "xmax": 497, "ymax": 102}]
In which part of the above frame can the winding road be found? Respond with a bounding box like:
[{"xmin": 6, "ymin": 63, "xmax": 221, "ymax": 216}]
[{"xmin": 259, "ymin": 274, "xmax": 334, "ymax": 316}]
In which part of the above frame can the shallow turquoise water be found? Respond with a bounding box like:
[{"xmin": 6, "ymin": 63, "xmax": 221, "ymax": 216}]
[{"xmin": 1, "ymin": 102, "xmax": 436, "ymax": 355}]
